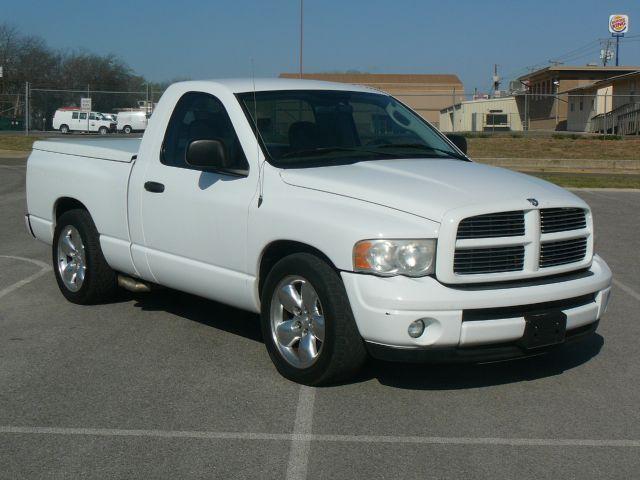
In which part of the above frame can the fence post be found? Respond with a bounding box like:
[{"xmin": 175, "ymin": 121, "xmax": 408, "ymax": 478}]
[{"xmin": 24, "ymin": 81, "xmax": 29, "ymax": 136}]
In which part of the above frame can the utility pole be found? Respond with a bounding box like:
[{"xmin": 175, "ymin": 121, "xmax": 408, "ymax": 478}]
[
  {"xmin": 600, "ymin": 39, "xmax": 614, "ymax": 66},
  {"xmin": 299, "ymin": 0, "xmax": 304, "ymax": 78},
  {"xmin": 492, "ymin": 64, "xmax": 500, "ymax": 97},
  {"xmin": 451, "ymin": 87, "xmax": 456, "ymax": 132}
]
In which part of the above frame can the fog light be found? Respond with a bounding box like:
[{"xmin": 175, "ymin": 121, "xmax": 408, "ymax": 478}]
[{"xmin": 408, "ymin": 319, "xmax": 426, "ymax": 338}]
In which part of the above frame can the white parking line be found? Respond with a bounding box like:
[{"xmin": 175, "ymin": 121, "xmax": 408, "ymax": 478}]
[
  {"xmin": 1, "ymin": 426, "xmax": 638, "ymax": 448},
  {"xmin": 612, "ymin": 278, "xmax": 640, "ymax": 302},
  {"xmin": 286, "ymin": 386, "xmax": 316, "ymax": 480},
  {"xmin": 0, "ymin": 255, "xmax": 51, "ymax": 300}
]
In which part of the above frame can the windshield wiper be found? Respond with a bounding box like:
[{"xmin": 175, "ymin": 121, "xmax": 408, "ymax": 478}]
[
  {"xmin": 280, "ymin": 146, "xmax": 400, "ymax": 159},
  {"xmin": 374, "ymin": 143, "xmax": 469, "ymax": 161}
]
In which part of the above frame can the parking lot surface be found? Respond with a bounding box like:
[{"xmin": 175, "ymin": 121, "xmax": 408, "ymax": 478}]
[{"xmin": 1, "ymin": 155, "xmax": 639, "ymax": 479}]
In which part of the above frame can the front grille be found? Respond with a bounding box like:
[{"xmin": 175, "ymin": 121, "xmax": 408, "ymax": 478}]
[
  {"xmin": 540, "ymin": 208, "xmax": 586, "ymax": 233},
  {"xmin": 457, "ymin": 211, "xmax": 525, "ymax": 239},
  {"xmin": 454, "ymin": 246, "xmax": 525, "ymax": 274},
  {"xmin": 540, "ymin": 238, "xmax": 587, "ymax": 268}
]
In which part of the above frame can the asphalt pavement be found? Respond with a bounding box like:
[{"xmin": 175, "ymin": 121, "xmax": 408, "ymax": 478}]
[{"xmin": 1, "ymin": 155, "xmax": 639, "ymax": 479}]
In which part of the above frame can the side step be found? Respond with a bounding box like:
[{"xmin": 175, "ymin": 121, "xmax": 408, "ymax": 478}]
[{"xmin": 117, "ymin": 274, "xmax": 153, "ymax": 293}]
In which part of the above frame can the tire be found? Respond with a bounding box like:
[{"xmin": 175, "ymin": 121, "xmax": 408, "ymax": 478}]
[
  {"xmin": 123, "ymin": 125, "xmax": 132, "ymax": 134},
  {"xmin": 52, "ymin": 209, "xmax": 118, "ymax": 305},
  {"xmin": 98, "ymin": 126, "xmax": 108, "ymax": 135},
  {"xmin": 60, "ymin": 124, "xmax": 69, "ymax": 134},
  {"xmin": 261, "ymin": 253, "xmax": 367, "ymax": 385}
]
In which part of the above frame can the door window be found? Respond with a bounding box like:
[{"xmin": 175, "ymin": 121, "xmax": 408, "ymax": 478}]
[
  {"xmin": 161, "ymin": 92, "xmax": 248, "ymax": 171},
  {"xmin": 79, "ymin": 112, "xmax": 87, "ymax": 120},
  {"xmin": 72, "ymin": 112, "xmax": 79, "ymax": 120}
]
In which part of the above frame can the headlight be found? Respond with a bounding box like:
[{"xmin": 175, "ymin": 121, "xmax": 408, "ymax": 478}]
[{"xmin": 353, "ymin": 239, "xmax": 436, "ymax": 277}]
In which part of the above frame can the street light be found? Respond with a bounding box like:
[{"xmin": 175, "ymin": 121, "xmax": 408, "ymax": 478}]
[{"xmin": 299, "ymin": 0, "xmax": 304, "ymax": 78}]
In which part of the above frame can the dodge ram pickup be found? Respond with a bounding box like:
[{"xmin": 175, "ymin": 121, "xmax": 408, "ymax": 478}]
[{"xmin": 25, "ymin": 79, "xmax": 613, "ymax": 385}]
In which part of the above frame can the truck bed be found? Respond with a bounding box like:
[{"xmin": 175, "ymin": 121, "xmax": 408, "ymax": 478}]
[{"xmin": 32, "ymin": 137, "xmax": 141, "ymax": 163}]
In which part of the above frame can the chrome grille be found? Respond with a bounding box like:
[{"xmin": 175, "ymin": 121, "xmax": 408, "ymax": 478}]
[
  {"xmin": 540, "ymin": 238, "xmax": 587, "ymax": 268},
  {"xmin": 454, "ymin": 246, "xmax": 525, "ymax": 274},
  {"xmin": 457, "ymin": 211, "xmax": 525, "ymax": 239},
  {"xmin": 540, "ymin": 208, "xmax": 586, "ymax": 233}
]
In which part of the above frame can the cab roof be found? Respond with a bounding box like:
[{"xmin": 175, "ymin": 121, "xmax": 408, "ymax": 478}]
[{"xmin": 170, "ymin": 78, "xmax": 385, "ymax": 95}]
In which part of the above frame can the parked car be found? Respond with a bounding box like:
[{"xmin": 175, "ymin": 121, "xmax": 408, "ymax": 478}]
[
  {"xmin": 117, "ymin": 111, "xmax": 148, "ymax": 134},
  {"xmin": 25, "ymin": 79, "xmax": 612, "ymax": 385},
  {"xmin": 52, "ymin": 108, "xmax": 116, "ymax": 134}
]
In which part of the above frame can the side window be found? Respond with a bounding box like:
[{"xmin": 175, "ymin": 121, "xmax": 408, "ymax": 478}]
[
  {"xmin": 162, "ymin": 92, "xmax": 248, "ymax": 171},
  {"xmin": 89, "ymin": 113, "xmax": 96, "ymax": 120},
  {"xmin": 79, "ymin": 112, "xmax": 87, "ymax": 120},
  {"xmin": 72, "ymin": 112, "xmax": 79, "ymax": 119}
]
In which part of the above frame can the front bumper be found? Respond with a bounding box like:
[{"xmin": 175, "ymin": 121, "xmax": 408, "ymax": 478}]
[{"xmin": 341, "ymin": 255, "xmax": 612, "ymax": 360}]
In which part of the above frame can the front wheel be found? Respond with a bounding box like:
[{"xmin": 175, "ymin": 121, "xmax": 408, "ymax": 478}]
[
  {"xmin": 123, "ymin": 125, "xmax": 132, "ymax": 134},
  {"xmin": 98, "ymin": 126, "xmax": 108, "ymax": 135},
  {"xmin": 261, "ymin": 253, "xmax": 367, "ymax": 385}
]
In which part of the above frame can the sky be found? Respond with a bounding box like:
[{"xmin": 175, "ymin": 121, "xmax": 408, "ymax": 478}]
[{"xmin": 4, "ymin": 0, "xmax": 640, "ymax": 93}]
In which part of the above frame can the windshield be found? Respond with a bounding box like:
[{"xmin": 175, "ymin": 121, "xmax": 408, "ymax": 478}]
[{"xmin": 237, "ymin": 90, "xmax": 465, "ymax": 168}]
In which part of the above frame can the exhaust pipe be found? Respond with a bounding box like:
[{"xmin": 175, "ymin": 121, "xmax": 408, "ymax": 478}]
[{"xmin": 117, "ymin": 274, "xmax": 152, "ymax": 293}]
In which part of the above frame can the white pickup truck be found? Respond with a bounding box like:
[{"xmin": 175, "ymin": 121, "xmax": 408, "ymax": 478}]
[{"xmin": 25, "ymin": 79, "xmax": 612, "ymax": 385}]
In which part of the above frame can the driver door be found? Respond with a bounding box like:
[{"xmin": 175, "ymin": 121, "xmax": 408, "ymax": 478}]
[{"xmin": 136, "ymin": 91, "xmax": 255, "ymax": 309}]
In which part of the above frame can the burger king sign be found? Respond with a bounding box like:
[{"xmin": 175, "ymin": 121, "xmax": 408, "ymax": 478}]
[{"xmin": 609, "ymin": 14, "xmax": 629, "ymax": 34}]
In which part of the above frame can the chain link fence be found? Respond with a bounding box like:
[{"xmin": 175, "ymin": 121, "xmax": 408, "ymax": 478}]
[
  {"xmin": 408, "ymin": 92, "xmax": 640, "ymax": 137},
  {"xmin": 6, "ymin": 84, "xmax": 163, "ymax": 134},
  {"xmin": 4, "ymin": 85, "xmax": 640, "ymax": 140}
]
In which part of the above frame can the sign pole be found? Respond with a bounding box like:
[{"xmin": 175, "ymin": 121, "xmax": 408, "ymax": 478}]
[
  {"xmin": 87, "ymin": 84, "xmax": 90, "ymax": 132},
  {"xmin": 608, "ymin": 14, "xmax": 628, "ymax": 66}
]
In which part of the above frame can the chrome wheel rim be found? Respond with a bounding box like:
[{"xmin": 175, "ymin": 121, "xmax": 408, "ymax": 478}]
[
  {"xmin": 270, "ymin": 275, "xmax": 325, "ymax": 369},
  {"xmin": 56, "ymin": 226, "xmax": 86, "ymax": 292}
]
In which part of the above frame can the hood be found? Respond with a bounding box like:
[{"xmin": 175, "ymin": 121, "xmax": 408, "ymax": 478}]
[{"xmin": 280, "ymin": 158, "xmax": 585, "ymax": 222}]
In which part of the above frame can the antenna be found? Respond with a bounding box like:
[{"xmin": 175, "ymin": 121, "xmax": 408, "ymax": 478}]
[{"xmin": 251, "ymin": 58, "xmax": 265, "ymax": 207}]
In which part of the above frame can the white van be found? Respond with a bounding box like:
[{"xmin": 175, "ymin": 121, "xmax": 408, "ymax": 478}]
[
  {"xmin": 52, "ymin": 109, "xmax": 116, "ymax": 134},
  {"xmin": 101, "ymin": 113, "xmax": 117, "ymax": 123},
  {"xmin": 117, "ymin": 111, "xmax": 148, "ymax": 134}
]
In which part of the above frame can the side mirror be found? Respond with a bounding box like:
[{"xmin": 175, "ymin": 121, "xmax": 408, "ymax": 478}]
[
  {"xmin": 186, "ymin": 139, "xmax": 228, "ymax": 170},
  {"xmin": 445, "ymin": 134, "xmax": 467, "ymax": 155}
]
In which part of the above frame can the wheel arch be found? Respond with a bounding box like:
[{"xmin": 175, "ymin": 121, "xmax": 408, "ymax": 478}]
[
  {"xmin": 53, "ymin": 197, "xmax": 90, "ymax": 226},
  {"xmin": 258, "ymin": 240, "xmax": 338, "ymax": 300}
]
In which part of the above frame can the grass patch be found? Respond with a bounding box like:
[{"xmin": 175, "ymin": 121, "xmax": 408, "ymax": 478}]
[
  {"xmin": 527, "ymin": 172, "xmax": 640, "ymax": 189},
  {"xmin": 468, "ymin": 136, "xmax": 640, "ymax": 160},
  {"xmin": 0, "ymin": 135, "xmax": 41, "ymax": 151}
]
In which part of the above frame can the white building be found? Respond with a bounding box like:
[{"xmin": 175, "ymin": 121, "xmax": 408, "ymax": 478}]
[{"xmin": 439, "ymin": 97, "xmax": 523, "ymax": 132}]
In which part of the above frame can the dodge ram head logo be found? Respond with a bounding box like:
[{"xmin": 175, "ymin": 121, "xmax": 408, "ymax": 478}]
[{"xmin": 527, "ymin": 198, "xmax": 539, "ymax": 206}]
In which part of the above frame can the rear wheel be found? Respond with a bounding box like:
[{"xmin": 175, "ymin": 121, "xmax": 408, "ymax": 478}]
[
  {"xmin": 261, "ymin": 253, "xmax": 367, "ymax": 385},
  {"xmin": 60, "ymin": 124, "xmax": 69, "ymax": 134},
  {"xmin": 123, "ymin": 125, "xmax": 132, "ymax": 134},
  {"xmin": 53, "ymin": 209, "xmax": 118, "ymax": 304}
]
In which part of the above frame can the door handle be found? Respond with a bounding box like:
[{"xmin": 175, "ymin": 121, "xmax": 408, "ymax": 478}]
[{"xmin": 144, "ymin": 181, "xmax": 165, "ymax": 193}]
